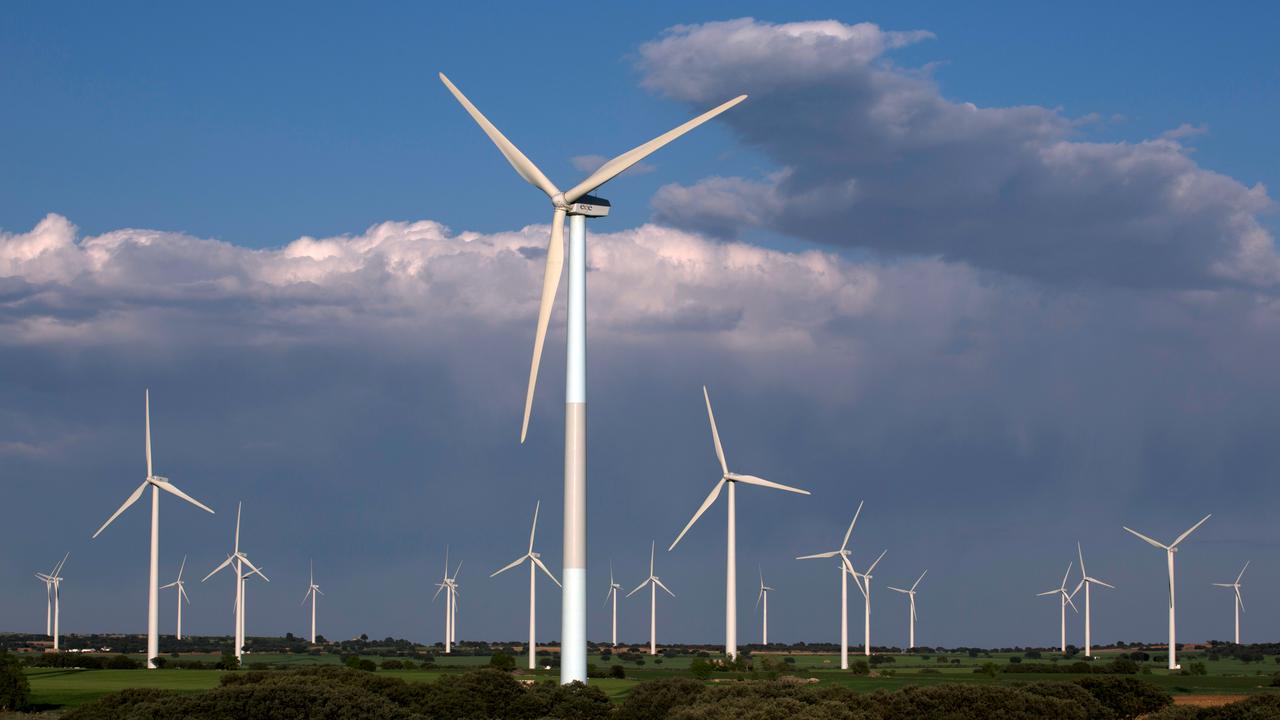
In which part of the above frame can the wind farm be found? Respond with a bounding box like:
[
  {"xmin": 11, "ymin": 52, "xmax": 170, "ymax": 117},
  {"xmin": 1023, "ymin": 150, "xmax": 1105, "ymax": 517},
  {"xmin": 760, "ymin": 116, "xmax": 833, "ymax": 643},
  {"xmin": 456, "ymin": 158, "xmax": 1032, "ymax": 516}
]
[{"xmin": 4, "ymin": 7, "xmax": 1280, "ymax": 719}]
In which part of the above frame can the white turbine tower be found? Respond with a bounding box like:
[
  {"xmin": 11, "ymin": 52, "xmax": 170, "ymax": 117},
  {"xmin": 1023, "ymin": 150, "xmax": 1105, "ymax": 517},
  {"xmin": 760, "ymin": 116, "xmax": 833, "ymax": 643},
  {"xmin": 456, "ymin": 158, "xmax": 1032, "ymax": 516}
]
[
  {"xmin": 887, "ymin": 570, "xmax": 927, "ymax": 649},
  {"xmin": 1123, "ymin": 514, "xmax": 1210, "ymax": 670},
  {"xmin": 669, "ymin": 386, "xmax": 810, "ymax": 659},
  {"xmin": 603, "ymin": 560, "xmax": 622, "ymax": 647},
  {"xmin": 1037, "ymin": 561, "xmax": 1079, "ymax": 654},
  {"xmin": 440, "ymin": 73, "xmax": 746, "ymax": 684},
  {"xmin": 433, "ymin": 550, "xmax": 461, "ymax": 653},
  {"xmin": 755, "ymin": 567, "xmax": 774, "ymax": 646},
  {"xmin": 627, "ymin": 542, "xmax": 674, "ymax": 656},
  {"xmin": 202, "ymin": 502, "xmax": 268, "ymax": 664},
  {"xmin": 491, "ymin": 500, "xmax": 562, "ymax": 670},
  {"xmin": 235, "ymin": 562, "xmax": 268, "ymax": 655},
  {"xmin": 1070, "ymin": 543, "xmax": 1114, "ymax": 658},
  {"xmin": 159, "ymin": 555, "xmax": 190, "ymax": 640},
  {"xmin": 92, "ymin": 390, "xmax": 215, "ymax": 668},
  {"xmin": 797, "ymin": 501, "xmax": 863, "ymax": 670},
  {"xmin": 1211, "ymin": 561, "xmax": 1248, "ymax": 645},
  {"xmin": 301, "ymin": 560, "xmax": 324, "ymax": 644},
  {"xmin": 849, "ymin": 549, "xmax": 887, "ymax": 657},
  {"xmin": 35, "ymin": 553, "xmax": 69, "ymax": 651}
]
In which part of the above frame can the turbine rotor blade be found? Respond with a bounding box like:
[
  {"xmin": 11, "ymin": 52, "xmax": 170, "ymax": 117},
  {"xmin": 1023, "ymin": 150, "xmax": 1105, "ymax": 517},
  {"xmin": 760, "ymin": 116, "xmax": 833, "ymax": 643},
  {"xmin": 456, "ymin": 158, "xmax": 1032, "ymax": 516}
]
[
  {"xmin": 240, "ymin": 556, "xmax": 269, "ymax": 582},
  {"xmin": 528, "ymin": 500, "xmax": 540, "ymax": 554},
  {"xmin": 437, "ymin": 73, "xmax": 559, "ymax": 199},
  {"xmin": 1077, "ymin": 542, "xmax": 1086, "ymax": 578},
  {"xmin": 669, "ymin": 478, "xmax": 725, "ymax": 551},
  {"xmin": 1060, "ymin": 561, "xmax": 1074, "ymax": 590},
  {"xmin": 531, "ymin": 555, "xmax": 561, "ymax": 588},
  {"xmin": 154, "ymin": 480, "xmax": 215, "ymax": 515},
  {"xmin": 202, "ymin": 555, "xmax": 235, "ymax": 582},
  {"xmin": 1170, "ymin": 514, "xmax": 1211, "ymax": 548},
  {"xmin": 1123, "ymin": 526, "xmax": 1168, "ymax": 550},
  {"xmin": 178, "ymin": 554, "xmax": 186, "ymax": 581},
  {"xmin": 654, "ymin": 577, "xmax": 675, "ymax": 597},
  {"xmin": 702, "ymin": 386, "xmax": 728, "ymax": 475},
  {"xmin": 92, "ymin": 480, "xmax": 149, "ymax": 538},
  {"xmin": 145, "ymin": 389, "xmax": 152, "ymax": 479},
  {"xmin": 887, "ymin": 586, "xmax": 909, "ymax": 593},
  {"xmin": 842, "ymin": 501, "xmax": 864, "ymax": 551},
  {"xmin": 912, "ymin": 570, "xmax": 927, "ymax": 591},
  {"xmin": 795, "ymin": 551, "xmax": 840, "ymax": 560},
  {"xmin": 626, "ymin": 580, "xmax": 649, "ymax": 598},
  {"xmin": 1237, "ymin": 561, "xmax": 1250, "ymax": 583},
  {"xmin": 865, "ymin": 549, "xmax": 887, "ymax": 575},
  {"xmin": 727, "ymin": 473, "xmax": 810, "ymax": 495},
  {"xmin": 563, "ymin": 95, "xmax": 748, "ymax": 203},
  {"xmin": 490, "ymin": 555, "xmax": 528, "ymax": 578},
  {"xmin": 520, "ymin": 207, "xmax": 566, "ymax": 443},
  {"xmin": 1091, "ymin": 578, "xmax": 1116, "ymax": 589}
]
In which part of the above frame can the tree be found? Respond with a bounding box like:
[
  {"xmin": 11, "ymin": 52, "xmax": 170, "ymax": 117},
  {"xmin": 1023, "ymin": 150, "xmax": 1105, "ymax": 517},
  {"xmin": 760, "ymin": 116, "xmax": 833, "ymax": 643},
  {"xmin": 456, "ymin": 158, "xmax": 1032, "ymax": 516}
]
[
  {"xmin": 488, "ymin": 652, "xmax": 516, "ymax": 671},
  {"xmin": 0, "ymin": 652, "xmax": 29, "ymax": 712}
]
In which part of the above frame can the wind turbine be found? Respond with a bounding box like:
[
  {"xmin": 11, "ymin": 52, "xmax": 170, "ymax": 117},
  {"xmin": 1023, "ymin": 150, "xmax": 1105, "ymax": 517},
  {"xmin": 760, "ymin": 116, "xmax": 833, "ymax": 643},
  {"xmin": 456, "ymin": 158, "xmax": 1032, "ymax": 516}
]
[
  {"xmin": 202, "ymin": 502, "xmax": 268, "ymax": 663},
  {"xmin": 491, "ymin": 500, "xmax": 562, "ymax": 670},
  {"xmin": 159, "ymin": 555, "xmax": 190, "ymax": 640},
  {"xmin": 34, "ymin": 553, "xmax": 69, "ymax": 650},
  {"xmin": 1070, "ymin": 543, "xmax": 1114, "ymax": 658},
  {"xmin": 603, "ymin": 560, "xmax": 622, "ymax": 647},
  {"xmin": 626, "ymin": 542, "xmax": 674, "ymax": 656},
  {"xmin": 1211, "ymin": 561, "xmax": 1248, "ymax": 644},
  {"xmin": 1123, "ymin": 513, "xmax": 1211, "ymax": 670},
  {"xmin": 234, "ymin": 561, "xmax": 268, "ymax": 655},
  {"xmin": 755, "ymin": 567, "xmax": 774, "ymax": 646},
  {"xmin": 1036, "ymin": 561, "xmax": 1079, "ymax": 654},
  {"xmin": 669, "ymin": 386, "xmax": 810, "ymax": 659},
  {"xmin": 301, "ymin": 560, "xmax": 323, "ymax": 644},
  {"xmin": 440, "ymin": 72, "xmax": 746, "ymax": 684},
  {"xmin": 849, "ymin": 549, "xmax": 887, "ymax": 657},
  {"xmin": 887, "ymin": 570, "xmax": 927, "ymax": 649},
  {"xmin": 433, "ymin": 549, "xmax": 461, "ymax": 653},
  {"xmin": 797, "ymin": 502, "xmax": 863, "ymax": 670},
  {"xmin": 92, "ymin": 390, "xmax": 215, "ymax": 668}
]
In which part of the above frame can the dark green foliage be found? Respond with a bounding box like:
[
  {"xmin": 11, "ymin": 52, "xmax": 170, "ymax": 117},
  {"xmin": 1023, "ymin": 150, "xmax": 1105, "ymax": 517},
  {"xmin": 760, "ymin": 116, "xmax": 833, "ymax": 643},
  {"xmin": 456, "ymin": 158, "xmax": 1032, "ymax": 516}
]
[
  {"xmin": 1147, "ymin": 695, "xmax": 1280, "ymax": 720},
  {"xmin": 849, "ymin": 660, "xmax": 870, "ymax": 675},
  {"xmin": 615, "ymin": 678, "xmax": 706, "ymax": 720},
  {"xmin": 689, "ymin": 658, "xmax": 713, "ymax": 679},
  {"xmin": 488, "ymin": 652, "xmax": 516, "ymax": 671},
  {"xmin": 1073, "ymin": 676, "xmax": 1172, "ymax": 719},
  {"xmin": 0, "ymin": 651, "xmax": 30, "ymax": 712},
  {"xmin": 105, "ymin": 654, "xmax": 143, "ymax": 669},
  {"xmin": 1016, "ymin": 682, "xmax": 1114, "ymax": 719},
  {"xmin": 1181, "ymin": 661, "xmax": 1208, "ymax": 676},
  {"xmin": 611, "ymin": 664, "xmax": 626, "ymax": 679},
  {"xmin": 873, "ymin": 685, "xmax": 1090, "ymax": 720}
]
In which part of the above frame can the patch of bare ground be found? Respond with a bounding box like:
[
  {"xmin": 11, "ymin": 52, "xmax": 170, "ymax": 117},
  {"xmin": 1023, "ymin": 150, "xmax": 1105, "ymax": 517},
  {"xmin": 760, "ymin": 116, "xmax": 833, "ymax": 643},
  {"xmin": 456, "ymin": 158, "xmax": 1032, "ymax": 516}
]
[{"xmin": 1171, "ymin": 694, "xmax": 1247, "ymax": 707}]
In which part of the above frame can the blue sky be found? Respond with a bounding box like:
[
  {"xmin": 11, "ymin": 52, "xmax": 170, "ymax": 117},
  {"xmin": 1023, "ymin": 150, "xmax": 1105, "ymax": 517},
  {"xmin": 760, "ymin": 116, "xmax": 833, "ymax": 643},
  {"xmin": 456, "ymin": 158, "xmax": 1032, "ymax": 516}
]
[{"xmin": 3, "ymin": 4, "xmax": 1280, "ymax": 651}]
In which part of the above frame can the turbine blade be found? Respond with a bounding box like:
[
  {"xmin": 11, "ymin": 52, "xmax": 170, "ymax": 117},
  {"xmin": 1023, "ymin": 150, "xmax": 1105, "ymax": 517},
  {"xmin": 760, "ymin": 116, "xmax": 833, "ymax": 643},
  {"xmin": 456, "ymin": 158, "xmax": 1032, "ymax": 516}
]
[
  {"xmin": 180, "ymin": 584, "xmax": 190, "ymax": 604},
  {"xmin": 668, "ymin": 478, "xmax": 724, "ymax": 551},
  {"xmin": 912, "ymin": 570, "xmax": 927, "ymax": 591},
  {"xmin": 160, "ymin": 581, "xmax": 178, "ymax": 589},
  {"xmin": 703, "ymin": 386, "xmax": 728, "ymax": 475},
  {"xmin": 528, "ymin": 500, "xmax": 540, "ymax": 555},
  {"xmin": 887, "ymin": 586, "xmax": 909, "ymax": 593},
  {"xmin": 52, "ymin": 552, "xmax": 70, "ymax": 576},
  {"xmin": 840, "ymin": 555, "xmax": 857, "ymax": 579},
  {"xmin": 145, "ymin": 389, "xmax": 152, "ymax": 479},
  {"xmin": 202, "ymin": 555, "xmax": 235, "ymax": 582},
  {"xmin": 178, "ymin": 554, "xmax": 187, "ymax": 581},
  {"xmin": 532, "ymin": 555, "xmax": 561, "ymax": 588},
  {"xmin": 650, "ymin": 541, "xmax": 655, "ymax": 577},
  {"xmin": 1237, "ymin": 560, "xmax": 1250, "ymax": 583},
  {"xmin": 154, "ymin": 480, "xmax": 214, "ymax": 515},
  {"xmin": 755, "ymin": 587, "xmax": 763, "ymax": 611},
  {"xmin": 1036, "ymin": 590, "xmax": 1059, "ymax": 597},
  {"xmin": 1123, "ymin": 526, "xmax": 1168, "ymax": 550},
  {"xmin": 1092, "ymin": 578, "xmax": 1116, "ymax": 590},
  {"xmin": 1236, "ymin": 587, "xmax": 1245, "ymax": 613},
  {"xmin": 302, "ymin": 588, "xmax": 312, "ymax": 605},
  {"xmin": 520, "ymin": 207, "xmax": 566, "ymax": 443},
  {"xmin": 727, "ymin": 473, "xmax": 810, "ymax": 495},
  {"xmin": 1071, "ymin": 579, "xmax": 1084, "ymax": 596},
  {"xmin": 92, "ymin": 480, "xmax": 149, "ymax": 538},
  {"xmin": 235, "ymin": 502, "xmax": 242, "ymax": 553},
  {"xmin": 842, "ymin": 501, "xmax": 864, "ymax": 551},
  {"xmin": 626, "ymin": 580, "xmax": 649, "ymax": 598},
  {"xmin": 865, "ymin": 549, "xmax": 887, "ymax": 575},
  {"xmin": 654, "ymin": 577, "xmax": 675, "ymax": 597},
  {"xmin": 795, "ymin": 551, "xmax": 840, "ymax": 560},
  {"xmin": 490, "ymin": 555, "xmax": 528, "ymax": 578},
  {"xmin": 437, "ymin": 73, "xmax": 559, "ymax": 199},
  {"xmin": 432, "ymin": 583, "xmax": 446, "ymax": 602},
  {"xmin": 1170, "ymin": 514, "xmax": 1211, "ymax": 548},
  {"xmin": 1211, "ymin": 582, "xmax": 1234, "ymax": 588},
  {"xmin": 240, "ymin": 556, "xmax": 269, "ymax": 582},
  {"xmin": 563, "ymin": 94, "xmax": 748, "ymax": 203},
  {"xmin": 1077, "ymin": 542, "xmax": 1086, "ymax": 578},
  {"xmin": 1064, "ymin": 592, "xmax": 1079, "ymax": 613}
]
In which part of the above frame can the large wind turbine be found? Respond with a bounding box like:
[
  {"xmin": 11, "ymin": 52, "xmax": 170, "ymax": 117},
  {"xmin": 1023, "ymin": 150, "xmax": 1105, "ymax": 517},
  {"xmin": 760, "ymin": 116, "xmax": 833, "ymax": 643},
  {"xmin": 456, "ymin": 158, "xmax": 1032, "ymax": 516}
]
[
  {"xmin": 301, "ymin": 560, "xmax": 324, "ymax": 644},
  {"xmin": 440, "ymin": 73, "xmax": 745, "ymax": 684},
  {"xmin": 755, "ymin": 567, "xmax": 774, "ymax": 646},
  {"xmin": 492, "ymin": 501, "xmax": 562, "ymax": 670},
  {"xmin": 603, "ymin": 560, "xmax": 622, "ymax": 647},
  {"xmin": 92, "ymin": 390, "xmax": 215, "ymax": 668},
  {"xmin": 887, "ymin": 570, "xmax": 927, "ymax": 649},
  {"xmin": 797, "ymin": 501, "xmax": 863, "ymax": 670},
  {"xmin": 669, "ymin": 386, "xmax": 809, "ymax": 659},
  {"xmin": 1123, "ymin": 514, "xmax": 1210, "ymax": 670},
  {"xmin": 1211, "ymin": 561, "xmax": 1248, "ymax": 644},
  {"xmin": 35, "ymin": 553, "xmax": 69, "ymax": 650},
  {"xmin": 202, "ymin": 502, "xmax": 268, "ymax": 664},
  {"xmin": 159, "ymin": 556, "xmax": 190, "ymax": 640},
  {"xmin": 627, "ymin": 542, "xmax": 674, "ymax": 656},
  {"xmin": 433, "ymin": 549, "xmax": 461, "ymax": 653},
  {"xmin": 1036, "ymin": 561, "xmax": 1079, "ymax": 654},
  {"xmin": 849, "ymin": 549, "xmax": 887, "ymax": 657},
  {"xmin": 1070, "ymin": 543, "xmax": 1114, "ymax": 658}
]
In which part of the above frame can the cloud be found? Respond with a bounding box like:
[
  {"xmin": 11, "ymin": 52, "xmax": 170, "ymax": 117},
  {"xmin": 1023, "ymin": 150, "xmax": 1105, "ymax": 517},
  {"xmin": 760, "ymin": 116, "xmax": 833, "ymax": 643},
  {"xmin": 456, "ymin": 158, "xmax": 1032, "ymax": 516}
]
[
  {"xmin": 570, "ymin": 154, "xmax": 656, "ymax": 176},
  {"xmin": 637, "ymin": 18, "xmax": 1279, "ymax": 290}
]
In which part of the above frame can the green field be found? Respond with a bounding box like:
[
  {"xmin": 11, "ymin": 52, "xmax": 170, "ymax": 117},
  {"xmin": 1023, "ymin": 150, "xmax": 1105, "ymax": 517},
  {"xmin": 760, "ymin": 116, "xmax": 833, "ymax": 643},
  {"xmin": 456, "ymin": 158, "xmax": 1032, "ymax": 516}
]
[{"xmin": 19, "ymin": 650, "xmax": 1280, "ymax": 711}]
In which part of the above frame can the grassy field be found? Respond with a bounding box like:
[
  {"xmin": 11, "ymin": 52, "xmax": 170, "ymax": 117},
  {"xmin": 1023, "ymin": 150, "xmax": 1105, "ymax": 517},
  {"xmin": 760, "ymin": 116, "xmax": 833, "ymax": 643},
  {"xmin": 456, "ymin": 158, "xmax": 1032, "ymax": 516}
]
[{"xmin": 19, "ymin": 650, "xmax": 1280, "ymax": 711}]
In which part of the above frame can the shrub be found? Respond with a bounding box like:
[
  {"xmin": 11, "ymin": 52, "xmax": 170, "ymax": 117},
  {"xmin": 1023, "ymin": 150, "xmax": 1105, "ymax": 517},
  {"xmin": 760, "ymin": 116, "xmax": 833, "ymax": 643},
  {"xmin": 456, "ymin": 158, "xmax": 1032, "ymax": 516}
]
[
  {"xmin": 380, "ymin": 659, "xmax": 404, "ymax": 670},
  {"xmin": 1073, "ymin": 676, "xmax": 1172, "ymax": 719},
  {"xmin": 105, "ymin": 655, "xmax": 142, "ymax": 670},
  {"xmin": 488, "ymin": 652, "xmax": 516, "ymax": 671},
  {"xmin": 1181, "ymin": 661, "xmax": 1208, "ymax": 676},
  {"xmin": 615, "ymin": 678, "xmax": 706, "ymax": 720},
  {"xmin": 850, "ymin": 659, "xmax": 870, "ymax": 675},
  {"xmin": 0, "ymin": 652, "xmax": 30, "ymax": 712},
  {"xmin": 610, "ymin": 664, "xmax": 626, "ymax": 679}
]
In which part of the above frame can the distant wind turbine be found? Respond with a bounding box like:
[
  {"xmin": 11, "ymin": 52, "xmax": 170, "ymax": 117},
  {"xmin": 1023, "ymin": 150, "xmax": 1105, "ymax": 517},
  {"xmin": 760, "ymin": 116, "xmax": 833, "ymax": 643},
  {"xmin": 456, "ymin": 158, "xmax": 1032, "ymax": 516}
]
[
  {"xmin": 1211, "ymin": 561, "xmax": 1248, "ymax": 644},
  {"xmin": 755, "ymin": 567, "xmax": 774, "ymax": 646},
  {"xmin": 202, "ymin": 502, "xmax": 268, "ymax": 663},
  {"xmin": 849, "ymin": 549, "xmax": 887, "ymax": 657},
  {"xmin": 669, "ymin": 386, "xmax": 810, "ymax": 659},
  {"xmin": 1070, "ymin": 543, "xmax": 1113, "ymax": 658},
  {"xmin": 433, "ymin": 549, "xmax": 461, "ymax": 653},
  {"xmin": 1123, "ymin": 513, "xmax": 1211, "ymax": 670},
  {"xmin": 797, "ymin": 501, "xmax": 863, "ymax": 670},
  {"xmin": 887, "ymin": 570, "xmax": 927, "ymax": 649},
  {"xmin": 301, "ymin": 560, "xmax": 324, "ymax": 644},
  {"xmin": 603, "ymin": 560, "xmax": 622, "ymax": 647},
  {"xmin": 92, "ymin": 390, "xmax": 215, "ymax": 668},
  {"xmin": 491, "ymin": 501, "xmax": 561, "ymax": 670},
  {"xmin": 35, "ymin": 553, "xmax": 69, "ymax": 650},
  {"xmin": 627, "ymin": 542, "xmax": 674, "ymax": 656},
  {"xmin": 1037, "ymin": 561, "xmax": 1079, "ymax": 654},
  {"xmin": 159, "ymin": 556, "xmax": 190, "ymax": 640}
]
